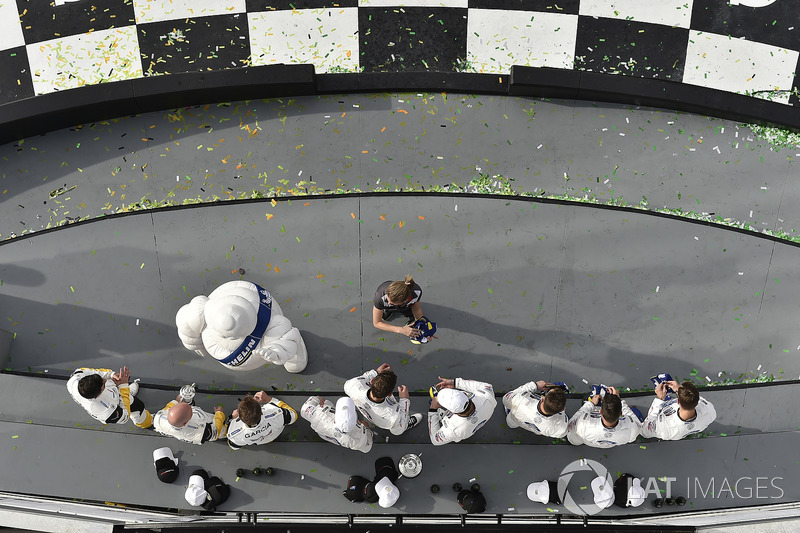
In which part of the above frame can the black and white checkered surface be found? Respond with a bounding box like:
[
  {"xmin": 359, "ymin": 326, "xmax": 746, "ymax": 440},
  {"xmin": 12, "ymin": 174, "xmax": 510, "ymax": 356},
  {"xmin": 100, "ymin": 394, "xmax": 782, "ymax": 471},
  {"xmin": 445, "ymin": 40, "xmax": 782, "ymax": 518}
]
[{"xmin": 1, "ymin": 0, "xmax": 799, "ymax": 107}]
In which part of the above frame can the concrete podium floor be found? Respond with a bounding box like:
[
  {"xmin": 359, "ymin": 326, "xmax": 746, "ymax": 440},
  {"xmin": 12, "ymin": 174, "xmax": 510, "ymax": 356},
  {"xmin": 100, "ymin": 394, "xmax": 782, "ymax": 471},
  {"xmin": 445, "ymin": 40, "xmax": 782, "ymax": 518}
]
[{"xmin": 1, "ymin": 192, "xmax": 800, "ymax": 518}]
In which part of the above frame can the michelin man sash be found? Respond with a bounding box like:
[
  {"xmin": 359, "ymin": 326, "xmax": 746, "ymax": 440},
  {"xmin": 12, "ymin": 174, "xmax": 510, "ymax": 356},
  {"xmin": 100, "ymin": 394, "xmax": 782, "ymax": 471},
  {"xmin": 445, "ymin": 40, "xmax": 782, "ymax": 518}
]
[{"xmin": 218, "ymin": 285, "xmax": 272, "ymax": 367}]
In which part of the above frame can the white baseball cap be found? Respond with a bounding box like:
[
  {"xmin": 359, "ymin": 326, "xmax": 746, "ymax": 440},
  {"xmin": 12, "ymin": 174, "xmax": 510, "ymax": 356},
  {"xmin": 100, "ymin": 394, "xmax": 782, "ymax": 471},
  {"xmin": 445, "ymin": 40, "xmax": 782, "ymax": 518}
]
[
  {"xmin": 375, "ymin": 476, "xmax": 400, "ymax": 508},
  {"xmin": 185, "ymin": 475, "xmax": 209, "ymax": 506},
  {"xmin": 626, "ymin": 478, "xmax": 646, "ymax": 507},
  {"xmin": 334, "ymin": 397, "xmax": 357, "ymax": 433},
  {"xmin": 591, "ymin": 476, "xmax": 614, "ymax": 509},
  {"xmin": 437, "ymin": 388, "xmax": 470, "ymax": 414},
  {"xmin": 526, "ymin": 481, "xmax": 550, "ymax": 504}
]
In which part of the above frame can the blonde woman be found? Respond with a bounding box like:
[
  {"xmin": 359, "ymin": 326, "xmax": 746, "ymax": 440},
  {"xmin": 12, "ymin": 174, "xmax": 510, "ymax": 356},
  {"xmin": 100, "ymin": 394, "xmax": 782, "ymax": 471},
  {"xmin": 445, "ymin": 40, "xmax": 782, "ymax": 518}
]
[{"xmin": 372, "ymin": 276, "xmax": 423, "ymax": 339}]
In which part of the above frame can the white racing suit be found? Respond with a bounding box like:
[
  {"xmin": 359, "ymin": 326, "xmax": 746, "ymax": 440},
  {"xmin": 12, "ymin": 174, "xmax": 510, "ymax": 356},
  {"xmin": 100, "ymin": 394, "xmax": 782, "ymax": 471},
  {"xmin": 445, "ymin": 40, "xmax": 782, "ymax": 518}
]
[
  {"xmin": 641, "ymin": 395, "xmax": 716, "ymax": 440},
  {"xmin": 300, "ymin": 396, "xmax": 373, "ymax": 453},
  {"xmin": 428, "ymin": 378, "xmax": 497, "ymax": 446},
  {"xmin": 227, "ymin": 398, "xmax": 295, "ymax": 449},
  {"xmin": 66, "ymin": 368, "xmax": 152, "ymax": 428},
  {"xmin": 503, "ymin": 381, "xmax": 568, "ymax": 438},
  {"xmin": 153, "ymin": 401, "xmax": 227, "ymax": 445},
  {"xmin": 344, "ymin": 369, "xmax": 411, "ymax": 435},
  {"xmin": 567, "ymin": 400, "xmax": 641, "ymax": 448}
]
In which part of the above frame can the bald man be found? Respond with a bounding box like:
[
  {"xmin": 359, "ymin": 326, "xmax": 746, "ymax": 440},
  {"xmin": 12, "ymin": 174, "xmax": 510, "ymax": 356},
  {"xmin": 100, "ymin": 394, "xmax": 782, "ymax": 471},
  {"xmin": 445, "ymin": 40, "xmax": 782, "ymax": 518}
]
[{"xmin": 153, "ymin": 393, "xmax": 228, "ymax": 445}]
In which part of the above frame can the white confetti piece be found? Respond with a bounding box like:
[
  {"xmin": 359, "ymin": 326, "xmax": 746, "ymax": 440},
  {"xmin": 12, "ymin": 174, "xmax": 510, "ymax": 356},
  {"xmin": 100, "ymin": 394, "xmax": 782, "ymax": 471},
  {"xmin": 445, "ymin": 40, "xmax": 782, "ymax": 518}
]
[
  {"xmin": 705, "ymin": 376, "xmax": 711, "ymax": 382},
  {"xmin": 757, "ymin": 364, "xmax": 762, "ymax": 371},
  {"xmin": 761, "ymin": 187, "xmax": 768, "ymax": 190},
  {"xmin": 470, "ymin": 478, "xmax": 476, "ymax": 483},
  {"xmin": 455, "ymin": 204, "xmax": 458, "ymax": 211},
  {"xmin": 136, "ymin": 319, "xmax": 140, "ymax": 325},
  {"xmin": 582, "ymin": 378, "xmax": 589, "ymax": 384},
  {"xmin": 749, "ymin": 210, "xmax": 753, "ymax": 217},
  {"xmin": 694, "ymin": 236, "xmax": 699, "ymax": 240},
  {"xmin": 655, "ymin": 286, "xmax": 660, "ymax": 292},
  {"xmin": 508, "ymin": 507, "xmax": 515, "ymax": 511},
  {"xmin": 738, "ymin": 272, "xmax": 744, "ymax": 275},
  {"xmin": 537, "ymin": 144, "xmax": 543, "ymax": 149},
  {"xmin": 603, "ymin": 179, "xmax": 609, "ymax": 184}
]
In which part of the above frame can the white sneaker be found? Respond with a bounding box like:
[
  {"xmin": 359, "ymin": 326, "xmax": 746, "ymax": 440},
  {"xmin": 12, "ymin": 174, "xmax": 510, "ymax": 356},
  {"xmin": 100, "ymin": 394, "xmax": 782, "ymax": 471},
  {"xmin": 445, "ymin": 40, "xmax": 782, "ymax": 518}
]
[
  {"xmin": 128, "ymin": 379, "xmax": 140, "ymax": 396},
  {"xmin": 407, "ymin": 413, "xmax": 423, "ymax": 431}
]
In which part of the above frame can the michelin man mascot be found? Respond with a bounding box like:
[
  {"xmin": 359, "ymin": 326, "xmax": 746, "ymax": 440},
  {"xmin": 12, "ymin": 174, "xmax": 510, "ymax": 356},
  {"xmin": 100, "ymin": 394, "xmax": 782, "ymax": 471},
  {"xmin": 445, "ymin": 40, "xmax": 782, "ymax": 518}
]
[{"xmin": 176, "ymin": 281, "xmax": 308, "ymax": 373}]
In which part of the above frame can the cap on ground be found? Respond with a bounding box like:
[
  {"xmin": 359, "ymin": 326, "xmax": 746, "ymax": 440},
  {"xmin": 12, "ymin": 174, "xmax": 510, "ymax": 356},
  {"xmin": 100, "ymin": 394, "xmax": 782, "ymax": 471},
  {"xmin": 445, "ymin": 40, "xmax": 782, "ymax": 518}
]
[
  {"xmin": 185, "ymin": 474, "xmax": 209, "ymax": 506},
  {"xmin": 153, "ymin": 447, "xmax": 179, "ymax": 484},
  {"xmin": 591, "ymin": 476, "xmax": 615, "ymax": 510},
  {"xmin": 375, "ymin": 477, "xmax": 400, "ymax": 508}
]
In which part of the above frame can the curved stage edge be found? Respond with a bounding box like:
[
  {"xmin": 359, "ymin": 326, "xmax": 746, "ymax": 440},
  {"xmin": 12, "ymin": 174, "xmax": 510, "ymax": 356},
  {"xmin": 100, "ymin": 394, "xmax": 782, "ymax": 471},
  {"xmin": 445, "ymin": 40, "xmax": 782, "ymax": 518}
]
[{"xmin": 3, "ymin": 65, "xmax": 800, "ymax": 147}]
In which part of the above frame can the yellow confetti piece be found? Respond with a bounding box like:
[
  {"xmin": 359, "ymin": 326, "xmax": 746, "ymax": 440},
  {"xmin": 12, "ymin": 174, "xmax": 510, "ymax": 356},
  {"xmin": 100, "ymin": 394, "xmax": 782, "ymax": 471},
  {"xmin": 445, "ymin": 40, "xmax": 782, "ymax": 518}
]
[
  {"xmin": 11, "ymin": 435, "xmax": 18, "ymax": 439},
  {"xmin": 70, "ymin": 286, "xmax": 75, "ymax": 292},
  {"xmin": 140, "ymin": 263, "xmax": 145, "ymax": 269}
]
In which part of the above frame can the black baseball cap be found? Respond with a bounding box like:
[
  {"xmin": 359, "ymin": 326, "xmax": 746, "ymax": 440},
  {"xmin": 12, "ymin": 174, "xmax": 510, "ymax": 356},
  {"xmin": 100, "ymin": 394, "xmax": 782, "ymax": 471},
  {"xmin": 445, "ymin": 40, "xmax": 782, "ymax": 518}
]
[
  {"xmin": 201, "ymin": 476, "xmax": 230, "ymax": 511},
  {"xmin": 153, "ymin": 447, "xmax": 179, "ymax": 484},
  {"xmin": 343, "ymin": 475, "xmax": 372, "ymax": 503},
  {"xmin": 374, "ymin": 456, "xmax": 398, "ymax": 483},
  {"xmin": 458, "ymin": 489, "xmax": 487, "ymax": 513}
]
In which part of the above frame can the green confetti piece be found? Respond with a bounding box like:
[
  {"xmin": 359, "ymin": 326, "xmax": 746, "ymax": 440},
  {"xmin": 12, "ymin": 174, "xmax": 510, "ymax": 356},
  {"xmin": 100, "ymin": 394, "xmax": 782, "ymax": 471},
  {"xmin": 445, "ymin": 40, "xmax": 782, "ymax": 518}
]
[
  {"xmin": 488, "ymin": 288, "xmax": 493, "ymax": 294},
  {"xmin": 70, "ymin": 286, "xmax": 75, "ymax": 292},
  {"xmin": 652, "ymin": 317, "xmax": 659, "ymax": 320},
  {"xmin": 509, "ymin": 470, "xmax": 514, "ymax": 474}
]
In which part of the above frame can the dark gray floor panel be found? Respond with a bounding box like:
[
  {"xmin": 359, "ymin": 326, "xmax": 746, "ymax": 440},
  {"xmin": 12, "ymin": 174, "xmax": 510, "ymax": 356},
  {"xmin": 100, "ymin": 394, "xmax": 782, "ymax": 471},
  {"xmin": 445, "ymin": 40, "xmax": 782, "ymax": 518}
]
[
  {"xmin": 1, "ymin": 214, "xmax": 174, "ymax": 374},
  {"xmin": 150, "ymin": 198, "xmax": 365, "ymax": 390},
  {"xmin": 1, "ymin": 418, "xmax": 797, "ymax": 513},
  {"xmin": 3, "ymin": 96, "xmax": 797, "ymax": 248},
  {"xmin": 358, "ymin": 196, "xmax": 566, "ymax": 392},
  {"xmin": 748, "ymin": 241, "xmax": 800, "ymax": 381},
  {"xmin": 550, "ymin": 206, "xmax": 772, "ymax": 389},
  {"xmin": 4, "ymin": 195, "xmax": 797, "ymax": 394}
]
